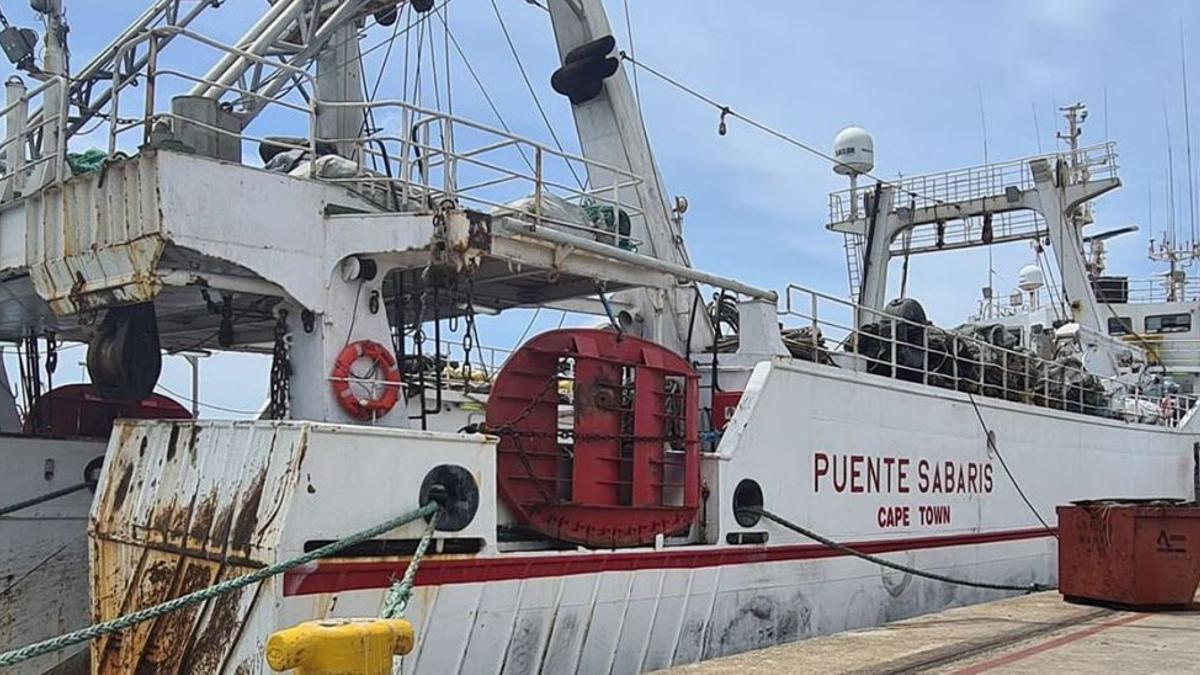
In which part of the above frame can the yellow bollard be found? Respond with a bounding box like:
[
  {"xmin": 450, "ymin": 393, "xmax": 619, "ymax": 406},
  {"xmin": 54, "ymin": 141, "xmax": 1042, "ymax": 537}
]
[{"xmin": 265, "ymin": 618, "xmax": 414, "ymax": 675}]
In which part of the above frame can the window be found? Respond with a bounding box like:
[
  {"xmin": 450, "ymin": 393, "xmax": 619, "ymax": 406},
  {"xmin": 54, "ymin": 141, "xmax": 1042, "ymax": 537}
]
[
  {"xmin": 1145, "ymin": 313, "xmax": 1191, "ymax": 334},
  {"xmin": 1107, "ymin": 316, "xmax": 1133, "ymax": 335}
]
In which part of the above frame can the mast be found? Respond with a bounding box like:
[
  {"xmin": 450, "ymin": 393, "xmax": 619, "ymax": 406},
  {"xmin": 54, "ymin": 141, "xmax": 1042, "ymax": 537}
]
[
  {"xmin": 1036, "ymin": 103, "xmax": 1105, "ymax": 333},
  {"xmin": 545, "ymin": 0, "xmax": 713, "ymax": 353}
]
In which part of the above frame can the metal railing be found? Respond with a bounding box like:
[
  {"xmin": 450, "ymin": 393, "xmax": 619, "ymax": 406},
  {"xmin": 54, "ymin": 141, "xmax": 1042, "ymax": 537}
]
[
  {"xmin": 781, "ymin": 283, "xmax": 1195, "ymax": 427},
  {"xmin": 0, "ymin": 75, "xmax": 68, "ymax": 200},
  {"xmin": 1121, "ymin": 277, "xmax": 1200, "ymax": 304},
  {"xmin": 827, "ymin": 142, "xmax": 1119, "ymax": 225},
  {"xmin": 87, "ymin": 27, "xmax": 645, "ymax": 251}
]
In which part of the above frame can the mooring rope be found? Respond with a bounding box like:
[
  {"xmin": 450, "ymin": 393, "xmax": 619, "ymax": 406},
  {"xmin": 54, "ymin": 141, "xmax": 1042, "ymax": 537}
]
[
  {"xmin": 741, "ymin": 506, "xmax": 1054, "ymax": 594},
  {"xmin": 0, "ymin": 482, "xmax": 91, "ymax": 517},
  {"xmin": 0, "ymin": 501, "xmax": 441, "ymax": 668},
  {"xmin": 381, "ymin": 509, "xmax": 441, "ymax": 618}
]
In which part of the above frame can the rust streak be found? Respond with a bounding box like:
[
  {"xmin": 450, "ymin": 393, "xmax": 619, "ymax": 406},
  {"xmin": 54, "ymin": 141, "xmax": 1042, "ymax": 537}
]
[{"xmin": 230, "ymin": 471, "xmax": 267, "ymax": 556}]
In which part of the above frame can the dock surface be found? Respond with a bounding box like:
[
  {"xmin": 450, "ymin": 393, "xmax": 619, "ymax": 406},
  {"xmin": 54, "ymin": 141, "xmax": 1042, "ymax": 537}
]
[{"xmin": 662, "ymin": 592, "xmax": 1200, "ymax": 674}]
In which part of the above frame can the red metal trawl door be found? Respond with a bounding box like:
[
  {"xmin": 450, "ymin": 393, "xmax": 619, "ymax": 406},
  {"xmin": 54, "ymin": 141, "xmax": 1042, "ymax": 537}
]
[{"xmin": 485, "ymin": 329, "xmax": 700, "ymax": 547}]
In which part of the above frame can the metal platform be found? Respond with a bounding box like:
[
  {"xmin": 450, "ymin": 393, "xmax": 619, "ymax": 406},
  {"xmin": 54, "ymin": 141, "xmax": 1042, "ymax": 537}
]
[
  {"xmin": 0, "ymin": 147, "xmax": 739, "ymax": 351},
  {"xmin": 828, "ymin": 143, "xmax": 1120, "ymax": 301}
]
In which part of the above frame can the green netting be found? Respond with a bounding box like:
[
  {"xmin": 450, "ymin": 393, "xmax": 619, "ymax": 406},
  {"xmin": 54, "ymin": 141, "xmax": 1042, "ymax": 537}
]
[{"xmin": 66, "ymin": 148, "xmax": 108, "ymax": 175}]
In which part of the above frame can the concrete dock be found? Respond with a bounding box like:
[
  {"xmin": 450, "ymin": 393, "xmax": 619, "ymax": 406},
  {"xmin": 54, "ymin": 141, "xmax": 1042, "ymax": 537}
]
[{"xmin": 663, "ymin": 592, "xmax": 1200, "ymax": 674}]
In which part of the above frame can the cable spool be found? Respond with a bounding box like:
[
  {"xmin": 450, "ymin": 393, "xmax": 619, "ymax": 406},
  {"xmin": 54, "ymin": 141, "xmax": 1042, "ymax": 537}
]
[{"xmin": 330, "ymin": 340, "xmax": 402, "ymax": 420}]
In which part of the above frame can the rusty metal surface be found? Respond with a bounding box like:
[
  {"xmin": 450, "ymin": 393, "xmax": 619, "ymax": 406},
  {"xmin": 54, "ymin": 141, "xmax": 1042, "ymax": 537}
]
[
  {"xmin": 90, "ymin": 420, "xmax": 307, "ymax": 674},
  {"xmin": 27, "ymin": 153, "xmax": 167, "ymax": 315},
  {"xmin": 1058, "ymin": 502, "xmax": 1200, "ymax": 607}
]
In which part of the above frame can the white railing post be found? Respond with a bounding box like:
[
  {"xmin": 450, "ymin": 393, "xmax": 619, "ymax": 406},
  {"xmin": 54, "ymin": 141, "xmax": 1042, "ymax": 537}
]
[
  {"xmin": 889, "ymin": 317, "xmax": 898, "ymax": 375},
  {"xmin": 4, "ymin": 77, "xmax": 28, "ymax": 200},
  {"xmin": 922, "ymin": 324, "xmax": 929, "ymax": 385},
  {"xmin": 534, "ymin": 146, "xmax": 543, "ymax": 226},
  {"xmin": 143, "ymin": 33, "xmax": 160, "ymax": 147},
  {"xmin": 810, "ymin": 292, "xmax": 819, "ymax": 354}
]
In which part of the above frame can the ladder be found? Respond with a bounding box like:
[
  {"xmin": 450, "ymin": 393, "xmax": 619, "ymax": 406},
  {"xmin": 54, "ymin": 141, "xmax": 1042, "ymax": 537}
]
[{"xmin": 843, "ymin": 233, "xmax": 864, "ymax": 302}]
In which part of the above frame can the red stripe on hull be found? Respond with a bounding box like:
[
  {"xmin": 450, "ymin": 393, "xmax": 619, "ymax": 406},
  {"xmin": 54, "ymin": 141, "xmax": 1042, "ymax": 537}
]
[{"xmin": 283, "ymin": 527, "xmax": 1056, "ymax": 597}]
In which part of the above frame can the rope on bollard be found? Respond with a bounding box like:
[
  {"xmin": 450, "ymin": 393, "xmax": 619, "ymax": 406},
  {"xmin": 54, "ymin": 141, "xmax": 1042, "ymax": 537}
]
[{"xmin": 0, "ymin": 501, "xmax": 441, "ymax": 669}]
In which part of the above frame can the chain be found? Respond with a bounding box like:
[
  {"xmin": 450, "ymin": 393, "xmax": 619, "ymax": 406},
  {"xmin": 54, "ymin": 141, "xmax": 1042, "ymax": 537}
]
[
  {"xmin": 481, "ymin": 373, "xmax": 562, "ymax": 504},
  {"xmin": 482, "ymin": 372, "xmax": 687, "ymax": 504},
  {"xmin": 461, "ymin": 277, "xmax": 476, "ymax": 389},
  {"xmin": 269, "ymin": 310, "xmax": 291, "ymax": 420},
  {"xmin": 18, "ymin": 331, "xmax": 42, "ymax": 418},
  {"xmin": 482, "ymin": 372, "xmax": 560, "ymax": 435},
  {"xmin": 44, "ymin": 332, "xmax": 58, "ymax": 378},
  {"xmin": 414, "ymin": 267, "xmax": 430, "ymax": 363}
]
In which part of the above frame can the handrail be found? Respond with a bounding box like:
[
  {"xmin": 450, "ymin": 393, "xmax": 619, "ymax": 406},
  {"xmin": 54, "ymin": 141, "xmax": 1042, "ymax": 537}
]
[
  {"xmin": 781, "ymin": 283, "xmax": 1196, "ymax": 428},
  {"xmin": 80, "ymin": 24, "xmax": 648, "ymax": 256},
  {"xmin": 828, "ymin": 142, "xmax": 1119, "ymax": 225}
]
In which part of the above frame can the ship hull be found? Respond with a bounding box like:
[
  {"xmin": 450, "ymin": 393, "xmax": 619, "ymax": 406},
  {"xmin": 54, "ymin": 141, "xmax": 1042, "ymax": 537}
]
[
  {"xmin": 0, "ymin": 435, "xmax": 105, "ymax": 675},
  {"xmin": 83, "ymin": 358, "xmax": 1195, "ymax": 673},
  {"xmin": 285, "ymin": 532, "xmax": 1054, "ymax": 673}
]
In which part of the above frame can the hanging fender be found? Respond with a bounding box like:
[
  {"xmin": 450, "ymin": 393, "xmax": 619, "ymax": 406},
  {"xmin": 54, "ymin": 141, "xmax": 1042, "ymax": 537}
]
[{"xmin": 330, "ymin": 340, "xmax": 402, "ymax": 420}]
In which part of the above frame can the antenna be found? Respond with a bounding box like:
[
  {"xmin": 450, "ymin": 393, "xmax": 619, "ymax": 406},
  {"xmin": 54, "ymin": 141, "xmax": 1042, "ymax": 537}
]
[
  {"xmin": 1165, "ymin": 100, "xmax": 1178, "ymax": 247},
  {"xmin": 1181, "ymin": 20, "xmax": 1198, "ymax": 247},
  {"xmin": 977, "ymin": 81, "xmax": 993, "ymax": 299},
  {"xmin": 1032, "ymin": 101, "xmax": 1043, "ymax": 153},
  {"xmin": 1151, "ymin": 95, "xmax": 1197, "ymax": 300},
  {"xmin": 977, "ymin": 81, "xmax": 990, "ymax": 164},
  {"xmin": 1057, "ymin": 102, "xmax": 1090, "ymax": 225}
]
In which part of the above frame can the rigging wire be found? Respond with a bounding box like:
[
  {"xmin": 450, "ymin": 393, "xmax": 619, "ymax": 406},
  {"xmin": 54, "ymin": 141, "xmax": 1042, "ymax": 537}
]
[
  {"xmin": 436, "ymin": 13, "xmax": 536, "ymax": 173},
  {"xmin": 965, "ymin": 392, "xmax": 1058, "ymax": 539},
  {"xmin": 272, "ymin": 4, "xmax": 448, "ymax": 104},
  {"xmin": 515, "ymin": 307, "xmax": 542, "ymax": 346},
  {"xmin": 356, "ymin": 4, "xmax": 406, "ymax": 172},
  {"xmin": 155, "ymin": 383, "xmax": 261, "ymax": 417},
  {"xmin": 489, "ymin": 0, "xmax": 585, "ymax": 189},
  {"xmin": 622, "ymin": 0, "xmax": 641, "ymax": 111},
  {"xmin": 618, "ymin": 52, "xmax": 961, "ymax": 213}
]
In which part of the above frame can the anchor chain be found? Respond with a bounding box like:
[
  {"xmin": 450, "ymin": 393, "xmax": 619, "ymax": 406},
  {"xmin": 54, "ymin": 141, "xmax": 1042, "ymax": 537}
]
[{"xmin": 269, "ymin": 309, "xmax": 292, "ymax": 420}]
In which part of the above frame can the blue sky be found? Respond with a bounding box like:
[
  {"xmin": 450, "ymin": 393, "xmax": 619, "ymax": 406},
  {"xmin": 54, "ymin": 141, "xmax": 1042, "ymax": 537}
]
[{"xmin": 5, "ymin": 0, "xmax": 1200, "ymax": 417}]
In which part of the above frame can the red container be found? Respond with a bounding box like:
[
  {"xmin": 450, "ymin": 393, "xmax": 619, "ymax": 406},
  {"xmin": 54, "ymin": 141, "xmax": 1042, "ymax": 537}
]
[{"xmin": 1058, "ymin": 501, "xmax": 1200, "ymax": 607}]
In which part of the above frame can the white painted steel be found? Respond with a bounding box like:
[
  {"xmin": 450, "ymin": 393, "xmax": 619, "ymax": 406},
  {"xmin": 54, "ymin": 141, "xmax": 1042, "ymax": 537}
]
[
  {"xmin": 0, "ymin": 435, "xmax": 105, "ymax": 675},
  {"xmin": 87, "ymin": 356, "xmax": 1194, "ymax": 673}
]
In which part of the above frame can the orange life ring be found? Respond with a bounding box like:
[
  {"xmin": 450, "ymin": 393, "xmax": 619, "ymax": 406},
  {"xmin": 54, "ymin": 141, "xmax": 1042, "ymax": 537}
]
[{"xmin": 330, "ymin": 339, "xmax": 402, "ymax": 420}]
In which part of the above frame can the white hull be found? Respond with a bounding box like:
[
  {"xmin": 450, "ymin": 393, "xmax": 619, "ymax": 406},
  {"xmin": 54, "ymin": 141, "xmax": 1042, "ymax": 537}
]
[
  {"xmin": 85, "ymin": 358, "xmax": 1195, "ymax": 673},
  {"xmin": 285, "ymin": 537, "xmax": 1054, "ymax": 673},
  {"xmin": 0, "ymin": 435, "xmax": 105, "ymax": 675}
]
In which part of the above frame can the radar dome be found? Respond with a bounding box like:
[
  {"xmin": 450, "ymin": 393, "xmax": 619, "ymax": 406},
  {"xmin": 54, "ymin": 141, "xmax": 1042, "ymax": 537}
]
[
  {"xmin": 832, "ymin": 126, "xmax": 874, "ymax": 175},
  {"xmin": 1018, "ymin": 264, "xmax": 1045, "ymax": 292}
]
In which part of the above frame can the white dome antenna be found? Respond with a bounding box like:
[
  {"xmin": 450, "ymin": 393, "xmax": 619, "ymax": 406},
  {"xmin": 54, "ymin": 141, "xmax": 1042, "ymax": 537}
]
[
  {"xmin": 832, "ymin": 126, "xmax": 874, "ymax": 220},
  {"xmin": 1018, "ymin": 263, "xmax": 1045, "ymax": 309},
  {"xmin": 832, "ymin": 126, "xmax": 875, "ymax": 175}
]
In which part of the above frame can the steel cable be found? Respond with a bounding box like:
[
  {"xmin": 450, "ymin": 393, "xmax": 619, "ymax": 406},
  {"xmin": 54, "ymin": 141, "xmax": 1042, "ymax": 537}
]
[{"xmin": 743, "ymin": 506, "xmax": 1054, "ymax": 594}]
